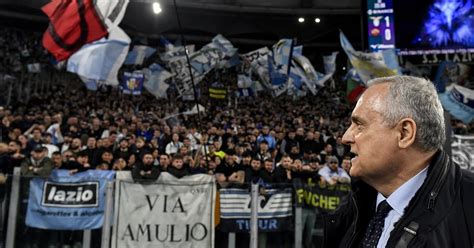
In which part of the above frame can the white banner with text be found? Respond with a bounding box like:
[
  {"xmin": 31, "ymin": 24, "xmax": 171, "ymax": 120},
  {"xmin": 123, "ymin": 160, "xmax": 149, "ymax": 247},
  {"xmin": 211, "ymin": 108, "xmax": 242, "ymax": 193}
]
[{"xmin": 112, "ymin": 172, "xmax": 216, "ymax": 248}]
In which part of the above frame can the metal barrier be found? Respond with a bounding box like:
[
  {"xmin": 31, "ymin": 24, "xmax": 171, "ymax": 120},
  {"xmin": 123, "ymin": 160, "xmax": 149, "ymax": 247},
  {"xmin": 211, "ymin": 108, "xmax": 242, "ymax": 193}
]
[{"xmin": 1, "ymin": 168, "xmax": 341, "ymax": 248}]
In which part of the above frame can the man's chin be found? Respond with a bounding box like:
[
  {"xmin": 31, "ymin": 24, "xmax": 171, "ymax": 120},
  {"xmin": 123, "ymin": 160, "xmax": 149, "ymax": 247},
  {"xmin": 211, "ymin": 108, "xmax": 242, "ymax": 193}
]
[{"xmin": 349, "ymin": 166, "xmax": 361, "ymax": 178}]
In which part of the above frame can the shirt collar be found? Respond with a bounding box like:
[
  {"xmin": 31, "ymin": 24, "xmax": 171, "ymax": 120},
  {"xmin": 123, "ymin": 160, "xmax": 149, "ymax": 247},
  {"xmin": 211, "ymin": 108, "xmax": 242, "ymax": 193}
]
[{"xmin": 376, "ymin": 166, "xmax": 428, "ymax": 215}]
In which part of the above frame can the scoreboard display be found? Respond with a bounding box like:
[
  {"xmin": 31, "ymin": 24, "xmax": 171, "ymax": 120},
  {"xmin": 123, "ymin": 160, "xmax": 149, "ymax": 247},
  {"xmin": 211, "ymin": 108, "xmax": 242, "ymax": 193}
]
[
  {"xmin": 367, "ymin": 0, "xmax": 396, "ymax": 52},
  {"xmin": 367, "ymin": 0, "xmax": 474, "ymax": 58}
]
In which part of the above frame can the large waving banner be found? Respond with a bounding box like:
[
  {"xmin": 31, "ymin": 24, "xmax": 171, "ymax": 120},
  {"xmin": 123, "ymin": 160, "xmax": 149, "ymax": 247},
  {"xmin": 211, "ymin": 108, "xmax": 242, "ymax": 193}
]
[
  {"xmin": 293, "ymin": 178, "xmax": 351, "ymax": 213},
  {"xmin": 26, "ymin": 169, "xmax": 115, "ymax": 230},
  {"xmin": 112, "ymin": 172, "xmax": 216, "ymax": 248},
  {"xmin": 340, "ymin": 31, "xmax": 398, "ymax": 85},
  {"xmin": 218, "ymin": 188, "xmax": 293, "ymax": 233},
  {"xmin": 169, "ymin": 43, "xmax": 225, "ymax": 97},
  {"xmin": 242, "ymin": 47, "xmax": 271, "ymax": 88}
]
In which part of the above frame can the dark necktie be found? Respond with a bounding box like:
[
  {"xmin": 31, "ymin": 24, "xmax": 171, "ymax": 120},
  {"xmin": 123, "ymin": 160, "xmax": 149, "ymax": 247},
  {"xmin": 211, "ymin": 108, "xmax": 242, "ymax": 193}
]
[{"xmin": 362, "ymin": 200, "xmax": 392, "ymax": 248}]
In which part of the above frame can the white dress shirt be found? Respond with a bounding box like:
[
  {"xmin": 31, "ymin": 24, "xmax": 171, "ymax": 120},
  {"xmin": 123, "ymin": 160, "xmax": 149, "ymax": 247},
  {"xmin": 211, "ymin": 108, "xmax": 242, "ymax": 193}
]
[{"xmin": 375, "ymin": 166, "xmax": 428, "ymax": 248}]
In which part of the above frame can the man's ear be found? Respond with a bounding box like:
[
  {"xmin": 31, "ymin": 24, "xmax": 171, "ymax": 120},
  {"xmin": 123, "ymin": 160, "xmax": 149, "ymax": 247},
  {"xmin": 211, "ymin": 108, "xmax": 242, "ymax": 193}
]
[{"xmin": 397, "ymin": 118, "xmax": 417, "ymax": 149}]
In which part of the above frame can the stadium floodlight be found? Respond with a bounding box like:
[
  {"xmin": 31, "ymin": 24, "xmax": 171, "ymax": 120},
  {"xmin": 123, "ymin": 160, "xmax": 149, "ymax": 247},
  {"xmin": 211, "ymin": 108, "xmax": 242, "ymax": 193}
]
[
  {"xmin": 153, "ymin": 2, "xmax": 162, "ymax": 14},
  {"xmin": 298, "ymin": 17, "xmax": 305, "ymax": 23},
  {"xmin": 315, "ymin": 17, "xmax": 321, "ymax": 23}
]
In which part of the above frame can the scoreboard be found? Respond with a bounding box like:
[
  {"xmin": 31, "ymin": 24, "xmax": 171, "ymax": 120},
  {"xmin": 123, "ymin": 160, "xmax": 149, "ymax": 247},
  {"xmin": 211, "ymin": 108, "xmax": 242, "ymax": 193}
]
[{"xmin": 367, "ymin": 0, "xmax": 396, "ymax": 52}]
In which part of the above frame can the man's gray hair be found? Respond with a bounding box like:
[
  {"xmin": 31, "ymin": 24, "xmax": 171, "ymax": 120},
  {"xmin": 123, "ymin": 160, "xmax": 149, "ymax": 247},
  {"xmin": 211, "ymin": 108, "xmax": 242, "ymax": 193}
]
[{"xmin": 367, "ymin": 75, "xmax": 445, "ymax": 151}]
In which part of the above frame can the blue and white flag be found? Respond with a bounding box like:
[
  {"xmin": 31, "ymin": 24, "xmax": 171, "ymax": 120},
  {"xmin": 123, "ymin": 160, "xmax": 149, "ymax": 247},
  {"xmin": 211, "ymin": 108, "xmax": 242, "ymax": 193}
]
[
  {"xmin": 189, "ymin": 46, "xmax": 224, "ymax": 75},
  {"xmin": 212, "ymin": 34, "xmax": 237, "ymax": 57},
  {"xmin": 340, "ymin": 31, "xmax": 397, "ymax": 85},
  {"xmin": 434, "ymin": 61, "xmax": 456, "ymax": 93},
  {"xmin": 160, "ymin": 36, "xmax": 174, "ymax": 51},
  {"xmin": 142, "ymin": 63, "xmax": 171, "ymax": 99},
  {"xmin": 323, "ymin": 52, "xmax": 338, "ymax": 75},
  {"xmin": 272, "ymin": 39, "xmax": 293, "ymax": 71},
  {"xmin": 381, "ymin": 49, "xmax": 401, "ymax": 74},
  {"xmin": 122, "ymin": 72, "xmax": 144, "ymax": 95},
  {"xmin": 439, "ymin": 84, "xmax": 474, "ymax": 124},
  {"xmin": 124, "ymin": 45, "xmax": 156, "ymax": 65},
  {"xmin": 159, "ymin": 44, "xmax": 195, "ymax": 62},
  {"xmin": 292, "ymin": 54, "xmax": 329, "ymax": 95},
  {"xmin": 210, "ymin": 34, "xmax": 239, "ymax": 68},
  {"xmin": 434, "ymin": 62, "xmax": 471, "ymax": 93},
  {"xmin": 26, "ymin": 170, "xmax": 115, "ymax": 230},
  {"xmin": 242, "ymin": 47, "xmax": 271, "ymax": 88},
  {"xmin": 268, "ymin": 57, "xmax": 288, "ymax": 86},
  {"xmin": 237, "ymin": 88, "xmax": 254, "ymax": 97},
  {"xmin": 293, "ymin": 45, "xmax": 303, "ymax": 56},
  {"xmin": 67, "ymin": 27, "xmax": 130, "ymax": 86},
  {"xmin": 169, "ymin": 43, "xmax": 225, "ymax": 97},
  {"xmin": 269, "ymin": 39, "xmax": 293, "ymax": 86},
  {"xmin": 219, "ymin": 188, "xmax": 293, "ymax": 232}
]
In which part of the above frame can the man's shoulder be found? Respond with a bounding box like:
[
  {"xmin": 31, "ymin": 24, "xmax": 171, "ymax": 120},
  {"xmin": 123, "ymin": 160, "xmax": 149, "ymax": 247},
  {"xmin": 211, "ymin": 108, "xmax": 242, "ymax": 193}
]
[{"xmin": 460, "ymin": 169, "xmax": 474, "ymax": 195}]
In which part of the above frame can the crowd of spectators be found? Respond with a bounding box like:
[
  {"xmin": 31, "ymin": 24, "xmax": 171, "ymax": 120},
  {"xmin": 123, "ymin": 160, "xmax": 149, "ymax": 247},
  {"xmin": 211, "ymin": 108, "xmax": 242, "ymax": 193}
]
[{"xmin": 0, "ymin": 80, "xmax": 354, "ymax": 188}]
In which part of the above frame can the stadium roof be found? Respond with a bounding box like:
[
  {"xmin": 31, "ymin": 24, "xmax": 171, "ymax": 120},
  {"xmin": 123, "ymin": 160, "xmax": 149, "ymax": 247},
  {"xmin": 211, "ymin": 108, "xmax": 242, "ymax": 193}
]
[{"xmin": 0, "ymin": 0, "xmax": 363, "ymax": 53}]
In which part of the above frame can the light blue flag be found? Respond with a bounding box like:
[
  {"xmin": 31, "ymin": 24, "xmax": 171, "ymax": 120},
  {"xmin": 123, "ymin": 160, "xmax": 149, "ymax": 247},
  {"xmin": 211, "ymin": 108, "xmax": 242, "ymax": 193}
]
[
  {"xmin": 212, "ymin": 34, "xmax": 237, "ymax": 57},
  {"xmin": 160, "ymin": 36, "xmax": 174, "ymax": 51},
  {"xmin": 381, "ymin": 49, "xmax": 401, "ymax": 74},
  {"xmin": 292, "ymin": 54, "xmax": 329, "ymax": 93},
  {"xmin": 242, "ymin": 47, "xmax": 271, "ymax": 88},
  {"xmin": 26, "ymin": 170, "xmax": 115, "ymax": 230},
  {"xmin": 340, "ymin": 31, "xmax": 397, "ymax": 85},
  {"xmin": 268, "ymin": 39, "xmax": 294, "ymax": 87},
  {"xmin": 82, "ymin": 78, "xmax": 98, "ymax": 91},
  {"xmin": 159, "ymin": 44, "xmax": 195, "ymax": 62},
  {"xmin": 223, "ymin": 52, "xmax": 241, "ymax": 68},
  {"xmin": 434, "ymin": 62, "xmax": 470, "ymax": 93},
  {"xmin": 67, "ymin": 27, "xmax": 130, "ymax": 86},
  {"xmin": 439, "ymin": 84, "xmax": 474, "ymax": 124},
  {"xmin": 272, "ymin": 39, "xmax": 293, "ymax": 69},
  {"xmin": 124, "ymin": 45, "xmax": 156, "ymax": 65},
  {"xmin": 143, "ymin": 63, "xmax": 171, "ymax": 99},
  {"xmin": 289, "ymin": 70, "xmax": 303, "ymax": 90},
  {"xmin": 323, "ymin": 52, "xmax": 338, "ymax": 75},
  {"xmin": 293, "ymin": 45, "xmax": 303, "ymax": 56},
  {"xmin": 268, "ymin": 56, "xmax": 288, "ymax": 86},
  {"xmin": 434, "ymin": 61, "xmax": 456, "ymax": 93}
]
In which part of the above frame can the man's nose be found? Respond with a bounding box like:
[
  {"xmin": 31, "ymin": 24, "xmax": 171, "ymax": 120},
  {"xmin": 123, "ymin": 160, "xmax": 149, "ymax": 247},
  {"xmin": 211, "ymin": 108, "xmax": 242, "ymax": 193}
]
[{"xmin": 341, "ymin": 126, "xmax": 353, "ymax": 145}]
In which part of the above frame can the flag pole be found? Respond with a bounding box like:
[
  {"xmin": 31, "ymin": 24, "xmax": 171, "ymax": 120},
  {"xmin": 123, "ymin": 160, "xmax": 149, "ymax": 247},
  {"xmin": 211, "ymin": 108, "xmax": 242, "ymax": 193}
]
[
  {"xmin": 285, "ymin": 38, "xmax": 296, "ymax": 96},
  {"xmin": 172, "ymin": 0, "xmax": 208, "ymax": 167}
]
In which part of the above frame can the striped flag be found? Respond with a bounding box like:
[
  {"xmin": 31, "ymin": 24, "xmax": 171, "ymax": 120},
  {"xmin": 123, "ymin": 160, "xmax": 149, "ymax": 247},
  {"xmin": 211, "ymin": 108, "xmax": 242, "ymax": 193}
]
[
  {"xmin": 124, "ymin": 45, "xmax": 156, "ymax": 65},
  {"xmin": 42, "ymin": 0, "xmax": 108, "ymax": 61},
  {"xmin": 67, "ymin": 26, "xmax": 130, "ymax": 86},
  {"xmin": 209, "ymin": 87, "xmax": 227, "ymax": 99}
]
